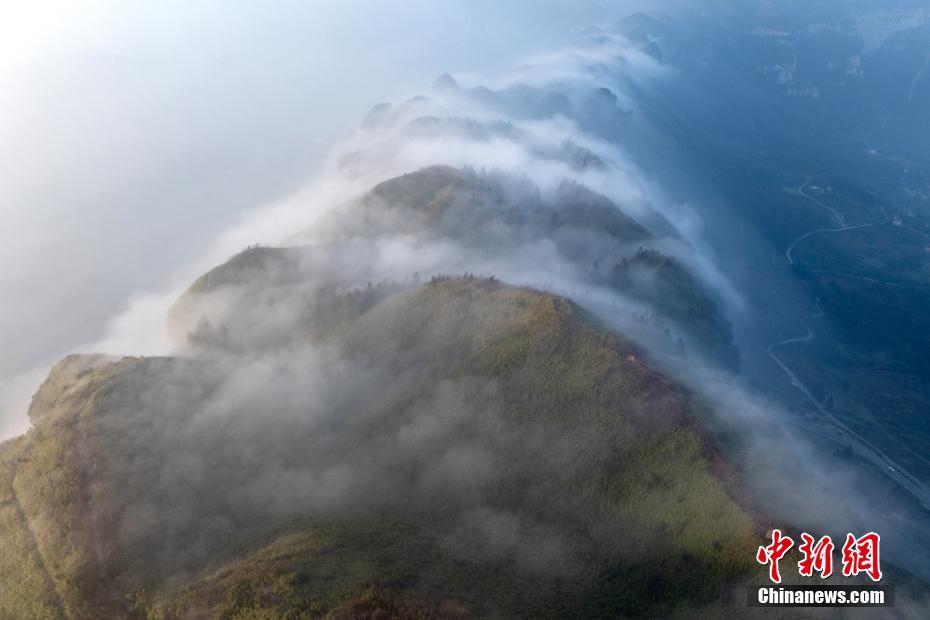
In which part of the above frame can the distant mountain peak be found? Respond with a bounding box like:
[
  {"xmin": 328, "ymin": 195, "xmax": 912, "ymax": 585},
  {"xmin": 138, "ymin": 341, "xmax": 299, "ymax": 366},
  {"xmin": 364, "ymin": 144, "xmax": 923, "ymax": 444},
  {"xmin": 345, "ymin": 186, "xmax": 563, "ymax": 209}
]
[
  {"xmin": 361, "ymin": 101, "xmax": 391, "ymax": 129},
  {"xmin": 432, "ymin": 72, "xmax": 459, "ymax": 92}
]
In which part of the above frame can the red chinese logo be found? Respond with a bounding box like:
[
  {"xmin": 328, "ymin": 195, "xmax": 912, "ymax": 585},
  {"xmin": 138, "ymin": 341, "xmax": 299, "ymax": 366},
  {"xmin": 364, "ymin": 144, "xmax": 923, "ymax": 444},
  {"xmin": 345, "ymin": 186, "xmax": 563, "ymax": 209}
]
[
  {"xmin": 841, "ymin": 532, "xmax": 882, "ymax": 582},
  {"xmin": 756, "ymin": 528, "xmax": 794, "ymax": 584},
  {"xmin": 757, "ymin": 530, "xmax": 881, "ymax": 583},
  {"xmin": 798, "ymin": 533, "xmax": 834, "ymax": 578}
]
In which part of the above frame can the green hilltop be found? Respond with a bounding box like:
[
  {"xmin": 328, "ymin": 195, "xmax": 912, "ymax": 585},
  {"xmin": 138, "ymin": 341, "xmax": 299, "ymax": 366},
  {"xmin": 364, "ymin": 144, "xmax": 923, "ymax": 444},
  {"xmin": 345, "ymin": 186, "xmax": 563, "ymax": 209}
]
[{"xmin": 2, "ymin": 278, "xmax": 759, "ymax": 619}]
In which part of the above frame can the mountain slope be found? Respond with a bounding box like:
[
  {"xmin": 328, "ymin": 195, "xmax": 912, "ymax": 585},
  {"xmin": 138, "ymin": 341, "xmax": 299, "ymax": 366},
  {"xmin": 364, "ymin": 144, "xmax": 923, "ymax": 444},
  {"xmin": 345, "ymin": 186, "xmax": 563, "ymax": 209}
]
[
  {"xmin": 170, "ymin": 166, "xmax": 737, "ymax": 367},
  {"xmin": 2, "ymin": 278, "xmax": 759, "ymax": 618}
]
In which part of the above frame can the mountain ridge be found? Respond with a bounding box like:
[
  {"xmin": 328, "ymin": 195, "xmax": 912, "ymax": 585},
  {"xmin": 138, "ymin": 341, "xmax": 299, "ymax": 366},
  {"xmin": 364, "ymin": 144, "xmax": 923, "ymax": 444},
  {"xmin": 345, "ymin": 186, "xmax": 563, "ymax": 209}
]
[{"xmin": 2, "ymin": 277, "xmax": 761, "ymax": 618}]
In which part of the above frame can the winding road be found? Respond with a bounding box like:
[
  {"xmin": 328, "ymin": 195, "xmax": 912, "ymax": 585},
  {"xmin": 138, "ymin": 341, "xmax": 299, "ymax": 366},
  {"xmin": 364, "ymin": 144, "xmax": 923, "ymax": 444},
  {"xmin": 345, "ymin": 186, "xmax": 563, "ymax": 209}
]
[
  {"xmin": 771, "ymin": 180, "xmax": 930, "ymax": 511},
  {"xmin": 783, "ymin": 178, "xmax": 874, "ymax": 265},
  {"xmin": 768, "ymin": 325, "xmax": 930, "ymax": 511},
  {"xmin": 799, "ymin": 178, "xmax": 846, "ymax": 226},
  {"xmin": 785, "ymin": 223, "xmax": 872, "ymax": 265}
]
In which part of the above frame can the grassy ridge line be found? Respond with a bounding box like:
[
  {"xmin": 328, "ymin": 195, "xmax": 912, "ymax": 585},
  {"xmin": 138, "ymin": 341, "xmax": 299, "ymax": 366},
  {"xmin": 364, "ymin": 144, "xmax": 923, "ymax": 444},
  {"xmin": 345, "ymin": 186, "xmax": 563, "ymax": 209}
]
[
  {"xmin": 0, "ymin": 437, "xmax": 65, "ymax": 619},
  {"xmin": 12, "ymin": 357, "xmax": 131, "ymax": 619},
  {"xmin": 5, "ymin": 279, "xmax": 762, "ymax": 618},
  {"xmin": 145, "ymin": 280, "xmax": 760, "ymax": 618}
]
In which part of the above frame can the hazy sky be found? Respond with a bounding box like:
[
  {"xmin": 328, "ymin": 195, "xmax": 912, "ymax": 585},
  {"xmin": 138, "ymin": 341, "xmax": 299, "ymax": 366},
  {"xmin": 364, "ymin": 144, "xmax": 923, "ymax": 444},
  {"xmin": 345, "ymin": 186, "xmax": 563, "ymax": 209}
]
[
  {"xmin": 0, "ymin": 0, "xmax": 623, "ymax": 392},
  {"xmin": 0, "ymin": 0, "xmax": 916, "ymax": 434}
]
